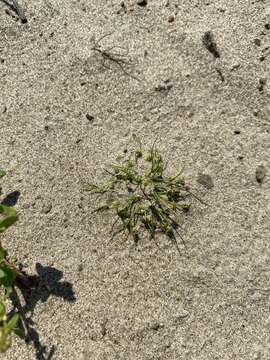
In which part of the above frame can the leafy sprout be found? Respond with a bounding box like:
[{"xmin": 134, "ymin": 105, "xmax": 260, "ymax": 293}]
[
  {"xmin": 87, "ymin": 141, "xmax": 201, "ymax": 252},
  {"xmin": 0, "ymin": 170, "xmax": 23, "ymax": 352}
]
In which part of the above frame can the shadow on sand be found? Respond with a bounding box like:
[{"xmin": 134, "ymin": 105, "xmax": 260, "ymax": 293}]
[{"xmin": 11, "ymin": 263, "xmax": 76, "ymax": 360}]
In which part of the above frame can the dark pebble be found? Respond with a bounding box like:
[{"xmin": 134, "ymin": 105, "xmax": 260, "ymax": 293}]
[
  {"xmin": 202, "ymin": 31, "xmax": 220, "ymax": 58},
  {"xmin": 151, "ymin": 322, "xmax": 164, "ymax": 331},
  {"xmin": 254, "ymin": 38, "xmax": 261, "ymax": 46},
  {"xmin": 258, "ymin": 78, "xmax": 267, "ymax": 92},
  {"xmin": 256, "ymin": 165, "xmax": 266, "ymax": 183},
  {"xmin": 86, "ymin": 114, "xmax": 94, "ymax": 122},
  {"xmin": 77, "ymin": 264, "xmax": 84, "ymax": 272},
  {"xmin": 137, "ymin": 0, "xmax": 147, "ymax": 6}
]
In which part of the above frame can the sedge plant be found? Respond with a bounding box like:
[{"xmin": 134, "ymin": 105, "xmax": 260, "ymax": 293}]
[{"xmin": 87, "ymin": 140, "xmax": 200, "ymax": 252}]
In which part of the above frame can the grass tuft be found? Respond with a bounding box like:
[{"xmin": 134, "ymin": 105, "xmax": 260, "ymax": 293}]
[{"xmin": 87, "ymin": 139, "xmax": 200, "ymax": 253}]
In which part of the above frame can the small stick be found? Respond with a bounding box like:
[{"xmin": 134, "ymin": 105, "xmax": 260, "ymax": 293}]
[
  {"xmin": 202, "ymin": 31, "xmax": 220, "ymax": 58},
  {"xmin": 11, "ymin": 0, "xmax": 27, "ymax": 23}
]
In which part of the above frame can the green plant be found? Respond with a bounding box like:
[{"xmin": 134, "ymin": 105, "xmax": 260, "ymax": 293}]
[
  {"xmin": 87, "ymin": 140, "xmax": 200, "ymax": 251},
  {"xmin": 0, "ymin": 170, "xmax": 23, "ymax": 352}
]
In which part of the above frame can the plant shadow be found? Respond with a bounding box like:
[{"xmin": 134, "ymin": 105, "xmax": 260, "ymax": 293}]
[{"xmin": 11, "ymin": 263, "xmax": 76, "ymax": 360}]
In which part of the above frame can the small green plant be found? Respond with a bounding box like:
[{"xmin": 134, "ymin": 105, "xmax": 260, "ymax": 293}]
[
  {"xmin": 87, "ymin": 140, "xmax": 200, "ymax": 251},
  {"xmin": 0, "ymin": 170, "xmax": 23, "ymax": 352}
]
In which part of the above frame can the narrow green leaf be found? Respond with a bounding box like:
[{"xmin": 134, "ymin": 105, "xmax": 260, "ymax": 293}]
[
  {"xmin": 0, "ymin": 204, "xmax": 17, "ymax": 217},
  {"xmin": 0, "ymin": 216, "xmax": 18, "ymax": 233},
  {"xmin": 0, "ymin": 170, "xmax": 6, "ymax": 179},
  {"xmin": 5, "ymin": 314, "xmax": 19, "ymax": 333},
  {"xmin": 13, "ymin": 326, "xmax": 25, "ymax": 340},
  {"xmin": 0, "ymin": 301, "xmax": 6, "ymax": 319},
  {"xmin": 0, "ymin": 247, "xmax": 6, "ymax": 261}
]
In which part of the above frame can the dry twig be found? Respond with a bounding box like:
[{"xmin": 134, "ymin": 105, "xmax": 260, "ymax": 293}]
[
  {"xmin": 1, "ymin": 0, "xmax": 27, "ymax": 23},
  {"xmin": 91, "ymin": 33, "xmax": 140, "ymax": 81}
]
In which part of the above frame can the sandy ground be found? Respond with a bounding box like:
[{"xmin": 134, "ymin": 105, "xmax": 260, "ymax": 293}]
[{"xmin": 0, "ymin": 0, "xmax": 270, "ymax": 359}]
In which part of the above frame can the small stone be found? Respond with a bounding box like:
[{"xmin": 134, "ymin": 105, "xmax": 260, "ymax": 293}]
[
  {"xmin": 77, "ymin": 264, "xmax": 84, "ymax": 272},
  {"xmin": 168, "ymin": 15, "xmax": 175, "ymax": 23},
  {"xmin": 150, "ymin": 322, "xmax": 164, "ymax": 331},
  {"xmin": 137, "ymin": 0, "xmax": 147, "ymax": 6},
  {"xmin": 202, "ymin": 31, "xmax": 220, "ymax": 58},
  {"xmin": 255, "ymin": 165, "xmax": 266, "ymax": 183},
  {"xmin": 100, "ymin": 318, "xmax": 108, "ymax": 337},
  {"xmin": 154, "ymin": 81, "xmax": 173, "ymax": 92},
  {"xmin": 258, "ymin": 78, "xmax": 267, "ymax": 92},
  {"xmin": 41, "ymin": 202, "xmax": 52, "ymax": 214},
  {"xmin": 254, "ymin": 38, "xmax": 261, "ymax": 46},
  {"xmin": 197, "ymin": 173, "xmax": 214, "ymax": 189},
  {"xmin": 265, "ymin": 23, "xmax": 270, "ymax": 30},
  {"xmin": 234, "ymin": 129, "xmax": 241, "ymax": 134},
  {"xmin": 231, "ymin": 63, "xmax": 240, "ymax": 71},
  {"xmin": 86, "ymin": 114, "xmax": 94, "ymax": 122},
  {"xmin": 175, "ymin": 310, "xmax": 189, "ymax": 322}
]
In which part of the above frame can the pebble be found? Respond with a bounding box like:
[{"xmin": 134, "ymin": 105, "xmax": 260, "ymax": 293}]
[
  {"xmin": 86, "ymin": 114, "xmax": 94, "ymax": 122},
  {"xmin": 150, "ymin": 322, "xmax": 164, "ymax": 331},
  {"xmin": 77, "ymin": 264, "xmax": 84, "ymax": 272},
  {"xmin": 255, "ymin": 165, "xmax": 266, "ymax": 183},
  {"xmin": 41, "ymin": 202, "xmax": 52, "ymax": 214},
  {"xmin": 137, "ymin": 0, "xmax": 147, "ymax": 6},
  {"xmin": 202, "ymin": 31, "xmax": 220, "ymax": 58},
  {"xmin": 197, "ymin": 173, "xmax": 214, "ymax": 189},
  {"xmin": 175, "ymin": 310, "xmax": 189, "ymax": 321},
  {"xmin": 254, "ymin": 38, "xmax": 261, "ymax": 46},
  {"xmin": 258, "ymin": 78, "xmax": 267, "ymax": 92},
  {"xmin": 168, "ymin": 15, "xmax": 175, "ymax": 23},
  {"xmin": 155, "ymin": 79, "xmax": 173, "ymax": 92}
]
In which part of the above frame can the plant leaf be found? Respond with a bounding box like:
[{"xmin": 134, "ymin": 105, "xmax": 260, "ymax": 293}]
[
  {"xmin": 0, "ymin": 205, "xmax": 18, "ymax": 233},
  {"xmin": 0, "ymin": 265, "xmax": 16, "ymax": 288},
  {"xmin": 5, "ymin": 314, "xmax": 19, "ymax": 333},
  {"xmin": 0, "ymin": 247, "xmax": 7, "ymax": 261},
  {"xmin": 0, "ymin": 170, "xmax": 6, "ymax": 179},
  {"xmin": 0, "ymin": 301, "xmax": 6, "ymax": 319}
]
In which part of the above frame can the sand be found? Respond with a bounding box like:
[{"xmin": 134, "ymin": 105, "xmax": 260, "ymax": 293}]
[{"xmin": 0, "ymin": 0, "xmax": 269, "ymax": 359}]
